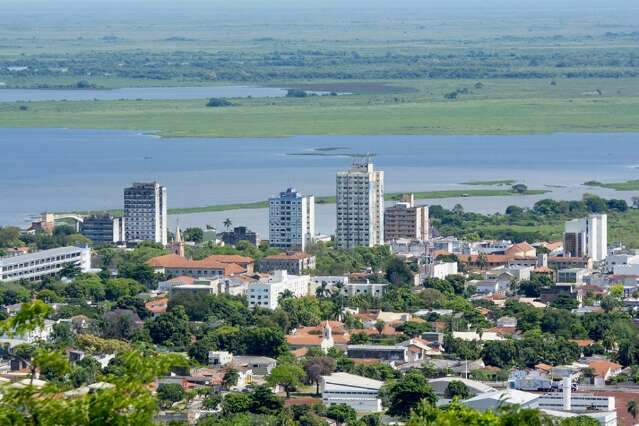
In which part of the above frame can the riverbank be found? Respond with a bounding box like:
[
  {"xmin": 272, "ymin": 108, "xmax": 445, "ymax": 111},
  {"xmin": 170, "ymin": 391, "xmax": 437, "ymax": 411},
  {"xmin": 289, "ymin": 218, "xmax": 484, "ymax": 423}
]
[{"xmin": 61, "ymin": 188, "xmax": 549, "ymax": 217}]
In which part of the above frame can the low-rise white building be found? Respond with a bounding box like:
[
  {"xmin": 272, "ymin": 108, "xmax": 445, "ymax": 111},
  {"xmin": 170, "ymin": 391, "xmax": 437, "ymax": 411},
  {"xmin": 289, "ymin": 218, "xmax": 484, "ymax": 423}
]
[
  {"xmin": 247, "ymin": 270, "xmax": 310, "ymax": 309},
  {"xmin": 343, "ymin": 282, "xmax": 387, "ymax": 298},
  {"xmin": 0, "ymin": 246, "xmax": 91, "ymax": 282},
  {"xmin": 537, "ymin": 393, "xmax": 615, "ymax": 412},
  {"xmin": 606, "ymin": 253, "xmax": 639, "ymax": 274},
  {"xmin": 422, "ymin": 262, "xmax": 458, "ymax": 280},
  {"xmin": 321, "ymin": 372, "xmax": 384, "ymax": 413}
]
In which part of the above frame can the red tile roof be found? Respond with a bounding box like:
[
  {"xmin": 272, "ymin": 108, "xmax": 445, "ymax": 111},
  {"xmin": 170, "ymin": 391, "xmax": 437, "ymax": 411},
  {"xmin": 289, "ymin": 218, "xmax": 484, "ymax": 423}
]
[
  {"xmin": 570, "ymin": 339, "xmax": 594, "ymax": 348},
  {"xmin": 588, "ymin": 360, "xmax": 622, "ymax": 378},
  {"xmin": 146, "ymin": 254, "xmax": 245, "ymax": 275},
  {"xmin": 206, "ymin": 255, "xmax": 254, "ymax": 265},
  {"xmin": 145, "ymin": 297, "xmax": 168, "ymax": 314},
  {"xmin": 263, "ymin": 252, "xmax": 311, "ymax": 261}
]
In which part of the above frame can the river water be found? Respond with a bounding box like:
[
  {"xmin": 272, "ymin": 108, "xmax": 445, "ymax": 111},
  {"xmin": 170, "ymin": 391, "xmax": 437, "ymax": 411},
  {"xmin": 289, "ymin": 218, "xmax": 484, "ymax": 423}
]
[{"xmin": 1, "ymin": 128, "xmax": 637, "ymax": 235}]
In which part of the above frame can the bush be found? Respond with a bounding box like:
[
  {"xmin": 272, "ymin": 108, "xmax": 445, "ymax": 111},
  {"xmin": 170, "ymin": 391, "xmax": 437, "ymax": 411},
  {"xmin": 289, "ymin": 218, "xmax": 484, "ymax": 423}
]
[
  {"xmin": 206, "ymin": 98, "xmax": 233, "ymax": 107},
  {"xmin": 285, "ymin": 89, "xmax": 307, "ymax": 98}
]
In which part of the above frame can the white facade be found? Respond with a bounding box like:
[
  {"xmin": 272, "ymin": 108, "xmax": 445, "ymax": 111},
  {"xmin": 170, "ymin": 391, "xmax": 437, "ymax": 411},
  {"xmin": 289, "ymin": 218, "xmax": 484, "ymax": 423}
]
[
  {"xmin": 336, "ymin": 161, "xmax": 384, "ymax": 249},
  {"xmin": 537, "ymin": 393, "xmax": 615, "ymax": 412},
  {"xmin": 564, "ymin": 214, "xmax": 607, "ymax": 261},
  {"xmin": 0, "ymin": 246, "xmax": 91, "ymax": 282},
  {"xmin": 343, "ymin": 282, "xmax": 388, "ymax": 298},
  {"xmin": 124, "ymin": 182, "xmax": 167, "ymax": 245},
  {"xmin": 247, "ymin": 270, "xmax": 310, "ymax": 309},
  {"xmin": 606, "ymin": 254, "xmax": 639, "ymax": 274},
  {"xmin": 423, "ymin": 262, "xmax": 458, "ymax": 280},
  {"xmin": 268, "ymin": 188, "xmax": 315, "ymax": 251},
  {"xmin": 321, "ymin": 372, "xmax": 383, "ymax": 413}
]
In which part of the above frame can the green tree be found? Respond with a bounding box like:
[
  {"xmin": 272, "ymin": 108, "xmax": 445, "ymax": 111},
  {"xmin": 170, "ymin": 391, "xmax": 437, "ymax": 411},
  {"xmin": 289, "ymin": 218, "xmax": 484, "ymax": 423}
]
[
  {"xmin": 183, "ymin": 227, "xmax": 204, "ymax": 243},
  {"xmin": 445, "ymin": 380, "xmax": 471, "ymax": 399},
  {"xmin": 266, "ymin": 363, "xmax": 305, "ymax": 398},
  {"xmin": 222, "ymin": 368, "xmax": 239, "ymax": 390},
  {"xmin": 386, "ymin": 370, "xmax": 438, "ymax": 417},
  {"xmin": 146, "ymin": 306, "xmax": 191, "ymax": 347},
  {"xmin": 222, "ymin": 392, "xmax": 252, "ymax": 415},
  {"xmin": 157, "ymin": 383, "xmax": 185, "ymax": 406},
  {"xmin": 326, "ymin": 403, "xmax": 356, "ymax": 426}
]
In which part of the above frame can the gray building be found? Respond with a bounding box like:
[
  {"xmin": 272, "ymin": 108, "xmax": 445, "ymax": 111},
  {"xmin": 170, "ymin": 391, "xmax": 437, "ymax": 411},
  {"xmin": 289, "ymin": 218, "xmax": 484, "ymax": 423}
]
[
  {"xmin": 0, "ymin": 246, "xmax": 91, "ymax": 282},
  {"xmin": 124, "ymin": 182, "xmax": 167, "ymax": 245},
  {"xmin": 221, "ymin": 226, "xmax": 259, "ymax": 246},
  {"xmin": 346, "ymin": 345, "xmax": 408, "ymax": 362},
  {"xmin": 80, "ymin": 215, "xmax": 124, "ymax": 245},
  {"xmin": 384, "ymin": 194, "xmax": 429, "ymax": 242}
]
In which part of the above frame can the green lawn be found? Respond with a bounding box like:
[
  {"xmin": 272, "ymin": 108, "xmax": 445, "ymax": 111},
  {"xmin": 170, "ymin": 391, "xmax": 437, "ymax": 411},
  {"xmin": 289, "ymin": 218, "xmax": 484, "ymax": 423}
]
[{"xmin": 2, "ymin": 81, "xmax": 638, "ymax": 137}]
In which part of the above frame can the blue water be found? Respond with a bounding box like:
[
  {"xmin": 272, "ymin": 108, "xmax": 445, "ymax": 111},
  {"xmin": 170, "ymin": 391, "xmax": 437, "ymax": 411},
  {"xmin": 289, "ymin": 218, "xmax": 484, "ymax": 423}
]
[
  {"xmin": 1, "ymin": 128, "xmax": 638, "ymax": 234},
  {"xmin": 0, "ymin": 86, "xmax": 287, "ymax": 102}
]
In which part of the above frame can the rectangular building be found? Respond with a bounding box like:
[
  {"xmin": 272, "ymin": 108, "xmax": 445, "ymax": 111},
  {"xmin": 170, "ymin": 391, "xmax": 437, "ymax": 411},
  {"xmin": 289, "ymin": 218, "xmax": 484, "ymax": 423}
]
[
  {"xmin": 384, "ymin": 194, "xmax": 429, "ymax": 242},
  {"xmin": 564, "ymin": 214, "xmax": 607, "ymax": 261},
  {"xmin": 321, "ymin": 372, "xmax": 383, "ymax": 413},
  {"xmin": 80, "ymin": 215, "xmax": 125, "ymax": 245},
  {"xmin": 221, "ymin": 226, "xmax": 259, "ymax": 246},
  {"xmin": 0, "ymin": 246, "xmax": 91, "ymax": 282},
  {"xmin": 269, "ymin": 188, "xmax": 315, "ymax": 251},
  {"xmin": 336, "ymin": 161, "xmax": 384, "ymax": 249},
  {"xmin": 259, "ymin": 252, "xmax": 316, "ymax": 275},
  {"xmin": 247, "ymin": 270, "xmax": 310, "ymax": 310},
  {"xmin": 124, "ymin": 182, "xmax": 167, "ymax": 245}
]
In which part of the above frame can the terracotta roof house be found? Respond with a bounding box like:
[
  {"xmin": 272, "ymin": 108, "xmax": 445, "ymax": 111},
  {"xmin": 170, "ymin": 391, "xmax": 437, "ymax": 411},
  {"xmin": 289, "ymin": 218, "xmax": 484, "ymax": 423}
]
[
  {"xmin": 145, "ymin": 297, "xmax": 168, "ymax": 316},
  {"xmin": 259, "ymin": 252, "xmax": 316, "ymax": 275},
  {"xmin": 588, "ymin": 359, "xmax": 622, "ymax": 386},
  {"xmin": 505, "ymin": 242, "xmax": 536, "ymax": 259},
  {"xmin": 205, "ymin": 255, "xmax": 254, "ymax": 273},
  {"xmin": 146, "ymin": 254, "xmax": 245, "ymax": 278}
]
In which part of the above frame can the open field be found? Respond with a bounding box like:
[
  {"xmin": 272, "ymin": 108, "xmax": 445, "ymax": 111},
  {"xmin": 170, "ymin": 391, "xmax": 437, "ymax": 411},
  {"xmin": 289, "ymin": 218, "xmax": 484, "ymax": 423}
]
[{"xmin": 1, "ymin": 79, "xmax": 638, "ymax": 137}]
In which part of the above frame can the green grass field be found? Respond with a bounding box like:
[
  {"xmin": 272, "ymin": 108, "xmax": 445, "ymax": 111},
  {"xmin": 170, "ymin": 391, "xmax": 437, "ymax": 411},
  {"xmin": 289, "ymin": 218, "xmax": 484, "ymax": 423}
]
[
  {"xmin": 584, "ymin": 180, "xmax": 639, "ymax": 191},
  {"xmin": 2, "ymin": 79, "xmax": 638, "ymax": 137}
]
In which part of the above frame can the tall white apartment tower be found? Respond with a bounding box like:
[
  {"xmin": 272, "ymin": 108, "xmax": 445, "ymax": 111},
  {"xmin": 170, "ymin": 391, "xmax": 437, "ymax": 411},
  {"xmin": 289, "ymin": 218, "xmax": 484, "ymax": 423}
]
[
  {"xmin": 124, "ymin": 182, "xmax": 168, "ymax": 245},
  {"xmin": 563, "ymin": 213, "xmax": 607, "ymax": 261},
  {"xmin": 336, "ymin": 161, "xmax": 384, "ymax": 249},
  {"xmin": 269, "ymin": 188, "xmax": 315, "ymax": 251}
]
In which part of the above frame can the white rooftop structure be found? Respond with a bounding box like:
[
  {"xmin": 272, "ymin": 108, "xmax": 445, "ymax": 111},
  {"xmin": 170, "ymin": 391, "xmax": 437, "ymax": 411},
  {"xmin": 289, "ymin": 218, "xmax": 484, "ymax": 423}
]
[
  {"xmin": 321, "ymin": 372, "xmax": 384, "ymax": 413},
  {"xmin": 463, "ymin": 389, "xmax": 539, "ymax": 411}
]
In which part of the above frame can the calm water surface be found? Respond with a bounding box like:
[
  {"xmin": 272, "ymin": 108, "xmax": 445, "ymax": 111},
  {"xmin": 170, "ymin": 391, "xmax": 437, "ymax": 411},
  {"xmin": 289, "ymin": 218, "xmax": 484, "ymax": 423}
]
[
  {"xmin": 0, "ymin": 86, "xmax": 287, "ymax": 102},
  {"xmin": 1, "ymin": 128, "xmax": 638, "ymax": 234}
]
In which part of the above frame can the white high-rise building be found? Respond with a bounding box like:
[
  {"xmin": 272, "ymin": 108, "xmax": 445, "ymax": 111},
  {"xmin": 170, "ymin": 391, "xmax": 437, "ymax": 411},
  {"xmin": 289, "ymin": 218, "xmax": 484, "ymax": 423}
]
[
  {"xmin": 124, "ymin": 182, "xmax": 167, "ymax": 245},
  {"xmin": 336, "ymin": 161, "xmax": 384, "ymax": 249},
  {"xmin": 269, "ymin": 188, "xmax": 315, "ymax": 251},
  {"xmin": 563, "ymin": 214, "xmax": 607, "ymax": 261}
]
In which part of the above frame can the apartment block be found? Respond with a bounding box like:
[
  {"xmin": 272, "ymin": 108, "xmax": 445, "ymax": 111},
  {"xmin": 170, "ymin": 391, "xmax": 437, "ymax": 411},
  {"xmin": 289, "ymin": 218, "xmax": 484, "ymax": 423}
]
[
  {"xmin": 384, "ymin": 194, "xmax": 429, "ymax": 242},
  {"xmin": 268, "ymin": 188, "xmax": 315, "ymax": 251},
  {"xmin": 124, "ymin": 182, "xmax": 167, "ymax": 245},
  {"xmin": 336, "ymin": 161, "xmax": 384, "ymax": 249}
]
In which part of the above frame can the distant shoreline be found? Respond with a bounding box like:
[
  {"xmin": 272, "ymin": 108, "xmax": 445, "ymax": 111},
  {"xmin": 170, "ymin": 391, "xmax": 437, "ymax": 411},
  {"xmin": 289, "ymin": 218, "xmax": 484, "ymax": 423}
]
[{"xmin": 58, "ymin": 188, "xmax": 549, "ymax": 218}]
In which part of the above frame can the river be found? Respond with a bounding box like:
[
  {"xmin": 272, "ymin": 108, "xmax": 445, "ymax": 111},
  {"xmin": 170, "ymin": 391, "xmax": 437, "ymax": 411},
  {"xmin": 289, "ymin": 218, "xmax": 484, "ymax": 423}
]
[{"xmin": 1, "ymin": 128, "xmax": 638, "ymax": 235}]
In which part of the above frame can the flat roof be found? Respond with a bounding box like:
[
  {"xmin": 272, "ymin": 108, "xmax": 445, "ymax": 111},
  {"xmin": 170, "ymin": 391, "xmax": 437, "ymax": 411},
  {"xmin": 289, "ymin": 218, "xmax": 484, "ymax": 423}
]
[{"xmin": 0, "ymin": 246, "xmax": 86, "ymax": 266}]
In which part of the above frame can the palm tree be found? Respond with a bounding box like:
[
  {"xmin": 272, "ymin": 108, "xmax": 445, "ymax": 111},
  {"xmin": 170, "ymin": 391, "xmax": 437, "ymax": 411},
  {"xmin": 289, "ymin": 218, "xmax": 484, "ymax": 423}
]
[
  {"xmin": 628, "ymin": 400, "xmax": 638, "ymax": 420},
  {"xmin": 223, "ymin": 218, "xmax": 232, "ymax": 231},
  {"xmin": 316, "ymin": 282, "xmax": 331, "ymax": 299},
  {"xmin": 278, "ymin": 290, "xmax": 294, "ymax": 303}
]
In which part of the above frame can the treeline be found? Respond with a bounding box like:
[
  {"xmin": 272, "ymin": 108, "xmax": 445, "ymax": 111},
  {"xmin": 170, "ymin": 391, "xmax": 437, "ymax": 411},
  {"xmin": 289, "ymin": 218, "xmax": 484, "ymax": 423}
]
[
  {"xmin": 430, "ymin": 194, "xmax": 632, "ymax": 243},
  {"xmin": 2, "ymin": 46, "xmax": 639, "ymax": 84}
]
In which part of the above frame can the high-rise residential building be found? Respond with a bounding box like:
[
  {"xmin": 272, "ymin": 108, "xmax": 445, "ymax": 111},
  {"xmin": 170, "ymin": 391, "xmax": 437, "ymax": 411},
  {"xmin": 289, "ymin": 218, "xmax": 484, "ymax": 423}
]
[
  {"xmin": 80, "ymin": 215, "xmax": 125, "ymax": 245},
  {"xmin": 383, "ymin": 194, "xmax": 429, "ymax": 242},
  {"xmin": 563, "ymin": 214, "xmax": 607, "ymax": 261},
  {"xmin": 269, "ymin": 188, "xmax": 315, "ymax": 251},
  {"xmin": 124, "ymin": 182, "xmax": 167, "ymax": 245},
  {"xmin": 336, "ymin": 161, "xmax": 384, "ymax": 249}
]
